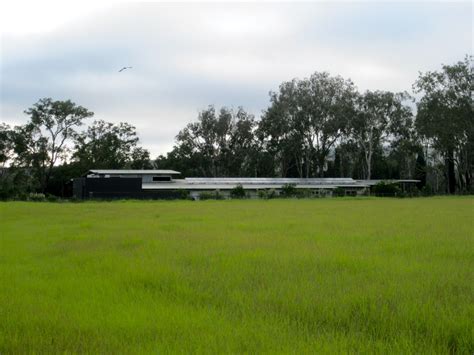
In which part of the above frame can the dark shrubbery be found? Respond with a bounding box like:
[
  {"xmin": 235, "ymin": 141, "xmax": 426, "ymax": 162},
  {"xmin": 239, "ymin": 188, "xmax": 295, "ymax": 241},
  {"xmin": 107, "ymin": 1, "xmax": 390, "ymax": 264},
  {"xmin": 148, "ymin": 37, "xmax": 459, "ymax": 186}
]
[
  {"xmin": 372, "ymin": 181, "xmax": 401, "ymax": 197},
  {"xmin": 333, "ymin": 187, "xmax": 345, "ymax": 197},
  {"xmin": 175, "ymin": 189, "xmax": 191, "ymax": 200},
  {"xmin": 421, "ymin": 185, "xmax": 434, "ymax": 196},
  {"xmin": 280, "ymin": 183, "xmax": 298, "ymax": 198},
  {"xmin": 199, "ymin": 190, "xmax": 224, "ymax": 200},
  {"xmin": 230, "ymin": 184, "xmax": 246, "ymax": 199},
  {"xmin": 28, "ymin": 193, "xmax": 47, "ymax": 202},
  {"xmin": 257, "ymin": 189, "xmax": 277, "ymax": 199},
  {"xmin": 46, "ymin": 194, "xmax": 60, "ymax": 202}
]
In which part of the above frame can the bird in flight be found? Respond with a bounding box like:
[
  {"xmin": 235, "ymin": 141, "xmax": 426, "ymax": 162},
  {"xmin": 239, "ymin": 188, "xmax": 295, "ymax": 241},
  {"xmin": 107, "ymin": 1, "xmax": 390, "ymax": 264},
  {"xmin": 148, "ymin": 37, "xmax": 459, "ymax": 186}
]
[{"xmin": 118, "ymin": 66, "xmax": 132, "ymax": 72}]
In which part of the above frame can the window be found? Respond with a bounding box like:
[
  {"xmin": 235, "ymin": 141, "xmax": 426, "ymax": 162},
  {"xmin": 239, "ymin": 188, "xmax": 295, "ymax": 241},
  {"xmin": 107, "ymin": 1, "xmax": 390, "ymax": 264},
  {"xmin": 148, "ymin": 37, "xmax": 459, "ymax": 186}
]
[{"xmin": 152, "ymin": 176, "xmax": 171, "ymax": 182}]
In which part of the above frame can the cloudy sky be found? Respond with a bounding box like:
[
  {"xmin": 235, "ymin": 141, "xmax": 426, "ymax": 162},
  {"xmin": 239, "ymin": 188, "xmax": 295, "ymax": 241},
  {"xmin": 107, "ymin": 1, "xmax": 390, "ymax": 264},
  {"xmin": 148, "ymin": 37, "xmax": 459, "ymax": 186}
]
[{"xmin": 0, "ymin": 0, "xmax": 472, "ymax": 157}]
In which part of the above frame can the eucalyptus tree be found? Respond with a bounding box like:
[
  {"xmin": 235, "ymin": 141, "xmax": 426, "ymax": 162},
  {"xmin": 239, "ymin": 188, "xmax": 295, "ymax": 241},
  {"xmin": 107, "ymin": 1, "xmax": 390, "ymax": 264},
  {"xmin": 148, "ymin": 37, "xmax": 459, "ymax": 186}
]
[
  {"xmin": 351, "ymin": 91, "xmax": 414, "ymax": 179},
  {"xmin": 168, "ymin": 106, "xmax": 258, "ymax": 177},
  {"xmin": 226, "ymin": 108, "xmax": 259, "ymax": 176},
  {"xmin": 258, "ymin": 80, "xmax": 303, "ymax": 177},
  {"xmin": 0, "ymin": 123, "xmax": 14, "ymax": 196},
  {"xmin": 73, "ymin": 120, "xmax": 150, "ymax": 170},
  {"xmin": 413, "ymin": 56, "xmax": 473, "ymax": 193},
  {"xmin": 260, "ymin": 72, "xmax": 357, "ymax": 178},
  {"xmin": 12, "ymin": 98, "xmax": 93, "ymax": 192},
  {"xmin": 0, "ymin": 123, "xmax": 12, "ymax": 171}
]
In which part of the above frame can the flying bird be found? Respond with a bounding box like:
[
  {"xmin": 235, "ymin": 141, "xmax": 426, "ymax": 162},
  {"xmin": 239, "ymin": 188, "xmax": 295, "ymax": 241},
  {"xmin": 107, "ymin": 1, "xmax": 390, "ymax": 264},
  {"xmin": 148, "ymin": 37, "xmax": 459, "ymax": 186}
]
[{"xmin": 118, "ymin": 66, "xmax": 132, "ymax": 72}]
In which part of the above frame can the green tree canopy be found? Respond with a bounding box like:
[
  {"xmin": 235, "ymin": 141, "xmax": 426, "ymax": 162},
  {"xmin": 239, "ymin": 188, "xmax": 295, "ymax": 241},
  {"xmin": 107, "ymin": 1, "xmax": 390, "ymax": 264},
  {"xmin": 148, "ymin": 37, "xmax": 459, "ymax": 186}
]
[
  {"xmin": 12, "ymin": 98, "xmax": 93, "ymax": 192},
  {"xmin": 73, "ymin": 120, "xmax": 151, "ymax": 170},
  {"xmin": 259, "ymin": 72, "xmax": 357, "ymax": 177},
  {"xmin": 413, "ymin": 56, "xmax": 473, "ymax": 192}
]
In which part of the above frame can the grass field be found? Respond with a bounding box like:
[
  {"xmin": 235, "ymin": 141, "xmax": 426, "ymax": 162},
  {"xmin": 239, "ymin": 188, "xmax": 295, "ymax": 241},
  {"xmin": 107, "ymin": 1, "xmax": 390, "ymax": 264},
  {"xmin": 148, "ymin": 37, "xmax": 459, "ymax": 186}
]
[{"xmin": 0, "ymin": 197, "xmax": 473, "ymax": 353}]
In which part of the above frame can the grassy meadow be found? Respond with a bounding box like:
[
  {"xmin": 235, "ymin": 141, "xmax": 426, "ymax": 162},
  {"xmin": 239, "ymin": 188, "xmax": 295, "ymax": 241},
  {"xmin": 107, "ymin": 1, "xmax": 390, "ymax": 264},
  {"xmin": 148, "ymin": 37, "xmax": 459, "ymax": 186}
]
[{"xmin": 0, "ymin": 197, "xmax": 473, "ymax": 353}]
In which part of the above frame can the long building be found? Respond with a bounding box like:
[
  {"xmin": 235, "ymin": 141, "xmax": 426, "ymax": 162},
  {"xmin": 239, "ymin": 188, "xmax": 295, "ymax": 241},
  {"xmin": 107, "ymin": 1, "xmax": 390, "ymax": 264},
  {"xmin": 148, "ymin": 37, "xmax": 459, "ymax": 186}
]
[{"xmin": 72, "ymin": 169, "xmax": 418, "ymax": 199}]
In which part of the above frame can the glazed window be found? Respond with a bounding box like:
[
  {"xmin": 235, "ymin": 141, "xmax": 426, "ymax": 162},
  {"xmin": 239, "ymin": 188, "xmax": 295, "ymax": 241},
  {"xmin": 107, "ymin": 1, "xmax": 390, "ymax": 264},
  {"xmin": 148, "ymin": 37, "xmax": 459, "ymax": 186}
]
[{"xmin": 152, "ymin": 176, "xmax": 171, "ymax": 182}]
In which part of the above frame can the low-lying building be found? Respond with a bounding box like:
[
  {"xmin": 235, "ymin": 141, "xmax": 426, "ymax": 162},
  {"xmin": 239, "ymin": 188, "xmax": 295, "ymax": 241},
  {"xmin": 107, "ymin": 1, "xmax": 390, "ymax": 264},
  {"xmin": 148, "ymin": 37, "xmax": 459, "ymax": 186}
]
[{"xmin": 73, "ymin": 169, "xmax": 419, "ymax": 199}]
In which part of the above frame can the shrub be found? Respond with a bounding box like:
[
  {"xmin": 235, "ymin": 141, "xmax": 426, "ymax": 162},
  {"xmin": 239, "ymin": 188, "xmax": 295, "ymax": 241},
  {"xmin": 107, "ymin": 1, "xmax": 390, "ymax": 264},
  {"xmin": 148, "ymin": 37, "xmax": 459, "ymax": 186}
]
[
  {"xmin": 46, "ymin": 194, "xmax": 60, "ymax": 202},
  {"xmin": 372, "ymin": 181, "xmax": 401, "ymax": 197},
  {"xmin": 230, "ymin": 184, "xmax": 246, "ymax": 199},
  {"xmin": 267, "ymin": 189, "xmax": 277, "ymax": 199},
  {"xmin": 280, "ymin": 183, "xmax": 298, "ymax": 198},
  {"xmin": 199, "ymin": 190, "xmax": 223, "ymax": 200},
  {"xmin": 258, "ymin": 189, "xmax": 277, "ymax": 199},
  {"xmin": 176, "ymin": 189, "xmax": 191, "ymax": 200},
  {"xmin": 28, "ymin": 193, "xmax": 46, "ymax": 202},
  {"xmin": 421, "ymin": 185, "xmax": 434, "ymax": 196},
  {"xmin": 298, "ymin": 189, "xmax": 314, "ymax": 199},
  {"xmin": 16, "ymin": 192, "xmax": 29, "ymax": 201},
  {"xmin": 0, "ymin": 189, "xmax": 10, "ymax": 201},
  {"xmin": 333, "ymin": 187, "xmax": 345, "ymax": 197}
]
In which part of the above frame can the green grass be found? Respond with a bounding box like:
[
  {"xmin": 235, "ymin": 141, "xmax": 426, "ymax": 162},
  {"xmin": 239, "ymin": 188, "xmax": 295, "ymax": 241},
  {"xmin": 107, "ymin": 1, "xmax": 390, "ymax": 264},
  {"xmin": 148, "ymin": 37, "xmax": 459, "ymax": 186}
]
[{"xmin": 0, "ymin": 197, "xmax": 473, "ymax": 353}]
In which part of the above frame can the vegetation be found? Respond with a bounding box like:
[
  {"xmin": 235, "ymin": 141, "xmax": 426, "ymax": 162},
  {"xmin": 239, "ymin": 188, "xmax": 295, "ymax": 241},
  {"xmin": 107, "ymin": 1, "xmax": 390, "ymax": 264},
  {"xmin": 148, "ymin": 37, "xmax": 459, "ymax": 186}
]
[
  {"xmin": 257, "ymin": 188, "xmax": 277, "ymax": 199},
  {"xmin": 230, "ymin": 184, "xmax": 246, "ymax": 199},
  {"xmin": 280, "ymin": 183, "xmax": 298, "ymax": 198},
  {"xmin": 372, "ymin": 181, "xmax": 401, "ymax": 197},
  {"xmin": 198, "ymin": 190, "xmax": 224, "ymax": 200},
  {"xmin": 0, "ymin": 197, "xmax": 472, "ymax": 353},
  {"xmin": 0, "ymin": 56, "xmax": 472, "ymax": 198}
]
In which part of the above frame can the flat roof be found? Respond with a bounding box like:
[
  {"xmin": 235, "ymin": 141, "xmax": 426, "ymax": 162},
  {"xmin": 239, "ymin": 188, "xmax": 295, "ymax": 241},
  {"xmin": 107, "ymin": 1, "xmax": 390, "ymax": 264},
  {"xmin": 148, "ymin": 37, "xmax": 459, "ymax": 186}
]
[
  {"xmin": 86, "ymin": 169, "xmax": 181, "ymax": 175},
  {"xmin": 356, "ymin": 179, "xmax": 420, "ymax": 186},
  {"xmin": 142, "ymin": 179, "xmax": 369, "ymax": 190},
  {"xmin": 185, "ymin": 177, "xmax": 358, "ymax": 185},
  {"xmin": 142, "ymin": 183, "xmax": 347, "ymax": 190}
]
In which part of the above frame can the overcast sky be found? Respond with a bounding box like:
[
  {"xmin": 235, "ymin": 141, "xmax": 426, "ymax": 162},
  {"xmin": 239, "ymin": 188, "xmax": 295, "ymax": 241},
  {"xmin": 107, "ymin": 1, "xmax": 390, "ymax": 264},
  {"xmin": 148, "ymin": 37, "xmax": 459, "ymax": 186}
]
[{"xmin": 0, "ymin": 0, "xmax": 472, "ymax": 157}]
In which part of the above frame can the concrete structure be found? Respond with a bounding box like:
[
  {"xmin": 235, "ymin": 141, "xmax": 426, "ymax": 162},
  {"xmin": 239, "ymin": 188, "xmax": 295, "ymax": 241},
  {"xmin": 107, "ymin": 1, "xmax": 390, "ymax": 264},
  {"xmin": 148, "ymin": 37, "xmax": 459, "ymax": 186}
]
[{"xmin": 73, "ymin": 169, "xmax": 418, "ymax": 199}]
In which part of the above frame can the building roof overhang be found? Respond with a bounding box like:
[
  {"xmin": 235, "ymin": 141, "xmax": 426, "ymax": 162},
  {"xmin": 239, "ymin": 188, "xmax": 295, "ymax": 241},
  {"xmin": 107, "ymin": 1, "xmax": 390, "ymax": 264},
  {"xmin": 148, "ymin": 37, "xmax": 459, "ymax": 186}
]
[{"xmin": 84, "ymin": 169, "xmax": 181, "ymax": 176}]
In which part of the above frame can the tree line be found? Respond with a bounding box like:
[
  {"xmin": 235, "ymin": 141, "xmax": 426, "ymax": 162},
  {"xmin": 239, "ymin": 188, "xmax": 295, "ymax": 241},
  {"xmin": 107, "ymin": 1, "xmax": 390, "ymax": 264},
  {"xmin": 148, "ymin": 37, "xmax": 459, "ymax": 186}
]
[{"xmin": 0, "ymin": 56, "xmax": 472, "ymax": 198}]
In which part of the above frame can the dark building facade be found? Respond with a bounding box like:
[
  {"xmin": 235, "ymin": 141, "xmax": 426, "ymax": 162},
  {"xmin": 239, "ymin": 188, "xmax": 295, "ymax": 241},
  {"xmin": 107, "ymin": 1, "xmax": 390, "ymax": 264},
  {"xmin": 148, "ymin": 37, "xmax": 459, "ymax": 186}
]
[{"xmin": 73, "ymin": 169, "xmax": 420, "ymax": 200}]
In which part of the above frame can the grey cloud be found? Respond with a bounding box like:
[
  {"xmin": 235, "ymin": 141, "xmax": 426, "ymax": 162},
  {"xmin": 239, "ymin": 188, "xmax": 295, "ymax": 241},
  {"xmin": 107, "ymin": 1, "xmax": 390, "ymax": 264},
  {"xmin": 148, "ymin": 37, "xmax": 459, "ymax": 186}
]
[{"xmin": 1, "ymin": 2, "xmax": 471, "ymax": 157}]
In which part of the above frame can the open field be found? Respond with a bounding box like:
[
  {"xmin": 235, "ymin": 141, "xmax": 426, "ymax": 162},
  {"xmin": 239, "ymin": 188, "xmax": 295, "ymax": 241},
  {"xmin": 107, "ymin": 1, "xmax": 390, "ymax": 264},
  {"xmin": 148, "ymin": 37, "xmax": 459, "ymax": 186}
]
[{"xmin": 0, "ymin": 197, "xmax": 473, "ymax": 353}]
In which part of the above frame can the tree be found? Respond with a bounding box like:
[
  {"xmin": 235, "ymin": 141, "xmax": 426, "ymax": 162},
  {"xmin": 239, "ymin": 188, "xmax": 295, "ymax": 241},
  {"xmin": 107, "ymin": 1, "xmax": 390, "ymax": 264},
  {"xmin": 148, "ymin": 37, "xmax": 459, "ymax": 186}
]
[
  {"xmin": 13, "ymin": 98, "xmax": 93, "ymax": 192},
  {"xmin": 258, "ymin": 81, "xmax": 304, "ymax": 177},
  {"xmin": 130, "ymin": 147, "xmax": 154, "ymax": 169},
  {"xmin": 413, "ymin": 56, "xmax": 473, "ymax": 193},
  {"xmin": 161, "ymin": 106, "xmax": 259, "ymax": 177},
  {"xmin": 0, "ymin": 124, "xmax": 14, "ymax": 198},
  {"xmin": 352, "ymin": 91, "xmax": 414, "ymax": 179},
  {"xmin": 73, "ymin": 120, "xmax": 151, "ymax": 170},
  {"xmin": 260, "ymin": 72, "xmax": 357, "ymax": 177},
  {"xmin": 226, "ymin": 108, "xmax": 260, "ymax": 176},
  {"xmin": 414, "ymin": 146, "xmax": 427, "ymax": 189},
  {"xmin": 0, "ymin": 123, "xmax": 12, "ymax": 171}
]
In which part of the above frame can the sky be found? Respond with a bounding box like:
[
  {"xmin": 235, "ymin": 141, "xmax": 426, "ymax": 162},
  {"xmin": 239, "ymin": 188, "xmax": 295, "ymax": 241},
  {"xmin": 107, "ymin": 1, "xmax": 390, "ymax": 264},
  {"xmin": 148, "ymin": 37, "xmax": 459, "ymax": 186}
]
[{"xmin": 0, "ymin": 0, "xmax": 472, "ymax": 157}]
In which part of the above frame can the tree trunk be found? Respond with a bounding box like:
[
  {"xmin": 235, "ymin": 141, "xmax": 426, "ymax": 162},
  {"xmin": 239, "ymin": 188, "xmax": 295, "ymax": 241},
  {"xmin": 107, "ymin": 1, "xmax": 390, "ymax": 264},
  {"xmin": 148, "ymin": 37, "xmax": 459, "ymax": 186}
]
[
  {"xmin": 318, "ymin": 154, "xmax": 325, "ymax": 178},
  {"xmin": 366, "ymin": 150, "xmax": 372, "ymax": 180},
  {"xmin": 446, "ymin": 149, "xmax": 456, "ymax": 194}
]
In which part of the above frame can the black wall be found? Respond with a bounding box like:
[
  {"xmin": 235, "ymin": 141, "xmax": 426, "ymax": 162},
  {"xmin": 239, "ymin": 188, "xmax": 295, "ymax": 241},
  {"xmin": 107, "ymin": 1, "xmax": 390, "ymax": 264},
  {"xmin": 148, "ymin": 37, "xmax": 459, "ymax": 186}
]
[{"xmin": 73, "ymin": 177, "xmax": 188, "ymax": 200}]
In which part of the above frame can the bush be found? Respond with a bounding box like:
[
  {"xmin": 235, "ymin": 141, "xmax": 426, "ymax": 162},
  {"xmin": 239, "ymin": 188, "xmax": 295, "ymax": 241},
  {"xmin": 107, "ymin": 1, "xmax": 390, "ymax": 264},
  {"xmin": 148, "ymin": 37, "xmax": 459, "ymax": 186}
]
[
  {"xmin": 0, "ymin": 189, "xmax": 11, "ymax": 200},
  {"xmin": 372, "ymin": 181, "xmax": 401, "ymax": 197},
  {"xmin": 280, "ymin": 183, "xmax": 298, "ymax": 198},
  {"xmin": 267, "ymin": 189, "xmax": 277, "ymax": 199},
  {"xmin": 333, "ymin": 187, "xmax": 345, "ymax": 197},
  {"xmin": 199, "ymin": 190, "xmax": 223, "ymax": 200},
  {"xmin": 28, "ymin": 193, "xmax": 46, "ymax": 202},
  {"xmin": 16, "ymin": 192, "xmax": 29, "ymax": 201},
  {"xmin": 421, "ymin": 185, "xmax": 434, "ymax": 196},
  {"xmin": 230, "ymin": 184, "xmax": 246, "ymax": 199},
  {"xmin": 46, "ymin": 194, "xmax": 60, "ymax": 202},
  {"xmin": 258, "ymin": 189, "xmax": 277, "ymax": 199},
  {"xmin": 298, "ymin": 189, "xmax": 314, "ymax": 199},
  {"xmin": 176, "ymin": 189, "xmax": 191, "ymax": 200}
]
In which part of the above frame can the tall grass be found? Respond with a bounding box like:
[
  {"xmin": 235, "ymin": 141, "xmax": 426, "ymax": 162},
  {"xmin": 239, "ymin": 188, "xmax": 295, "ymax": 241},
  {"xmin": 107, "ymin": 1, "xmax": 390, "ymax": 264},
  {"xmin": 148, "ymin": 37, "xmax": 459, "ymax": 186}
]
[{"xmin": 0, "ymin": 197, "xmax": 473, "ymax": 353}]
